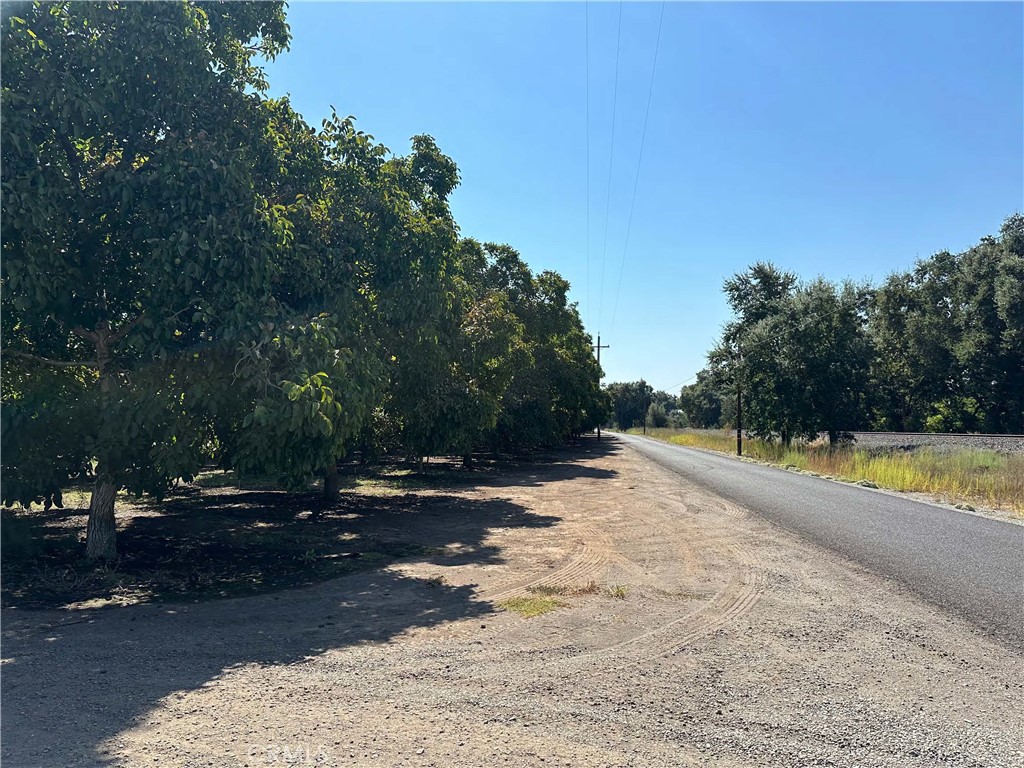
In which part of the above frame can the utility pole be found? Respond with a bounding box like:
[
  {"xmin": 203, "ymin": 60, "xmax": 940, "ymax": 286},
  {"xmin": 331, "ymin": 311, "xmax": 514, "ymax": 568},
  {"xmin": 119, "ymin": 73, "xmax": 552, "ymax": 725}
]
[
  {"xmin": 736, "ymin": 380, "xmax": 743, "ymax": 456},
  {"xmin": 593, "ymin": 334, "xmax": 609, "ymax": 441},
  {"xmin": 642, "ymin": 382, "xmax": 651, "ymax": 436},
  {"xmin": 735, "ymin": 341, "xmax": 743, "ymax": 457}
]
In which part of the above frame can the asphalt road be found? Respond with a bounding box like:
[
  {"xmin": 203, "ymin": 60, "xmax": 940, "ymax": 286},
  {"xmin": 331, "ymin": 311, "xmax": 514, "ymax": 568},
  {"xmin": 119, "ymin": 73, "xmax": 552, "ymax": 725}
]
[{"xmin": 615, "ymin": 433, "xmax": 1024, "ymax": 649}]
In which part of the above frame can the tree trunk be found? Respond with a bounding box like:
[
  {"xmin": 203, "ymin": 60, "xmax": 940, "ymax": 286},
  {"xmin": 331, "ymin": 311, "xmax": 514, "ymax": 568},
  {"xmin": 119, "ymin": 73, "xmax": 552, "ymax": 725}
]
[
  {"xmin": 828, "ymin": 429, "xmax": 839, "ymax": 446},
  {"xmin": 86, "ymin": 478, "xmax": 117, "ymax": 561},
  {"xmin": 323, "ymin": 462, "xmax": 340, "ymax": 502},
  {"xmin": 86, "ymin": 323, "xmax": 118, "ymax": 561},
  {"xmin": 462, "ymin": 452, "xmax": 473, "ymax": 469}
]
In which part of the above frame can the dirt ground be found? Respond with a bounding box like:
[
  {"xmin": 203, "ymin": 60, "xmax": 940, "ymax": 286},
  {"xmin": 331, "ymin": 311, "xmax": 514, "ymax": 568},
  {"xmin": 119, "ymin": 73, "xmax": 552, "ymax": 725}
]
[{"xmin": 2, "ymin": 438, "xmax": 1022, "ymax": 767}]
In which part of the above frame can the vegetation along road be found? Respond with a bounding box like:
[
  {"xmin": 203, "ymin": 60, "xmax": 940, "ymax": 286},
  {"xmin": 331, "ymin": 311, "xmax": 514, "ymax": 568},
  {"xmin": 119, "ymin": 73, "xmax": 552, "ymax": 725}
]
[{"xmin": 616, "ymin": 433, "xmax": 1024, "ymax": 649}]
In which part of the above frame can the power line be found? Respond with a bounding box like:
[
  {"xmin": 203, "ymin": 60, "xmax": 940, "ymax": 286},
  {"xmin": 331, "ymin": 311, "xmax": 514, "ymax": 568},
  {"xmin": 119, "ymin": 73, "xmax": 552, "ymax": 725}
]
[
  {"xmin": 597, "ymin": 0, "xmax": 623, "ymax": 335},
  {"xmin": 609, "ymin": 0, "xmax": 665, "ymax": 338}
]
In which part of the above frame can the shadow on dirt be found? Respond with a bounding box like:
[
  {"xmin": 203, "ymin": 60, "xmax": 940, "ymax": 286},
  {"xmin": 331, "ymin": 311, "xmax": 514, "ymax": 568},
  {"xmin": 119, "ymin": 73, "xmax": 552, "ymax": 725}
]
[
  {"xmin": 0, "ymin": 437, "xmax": 620, "ymax": 766},
  {"xmin": 2, "ymin": 438, "xmax": 620, "ymax": 609},
  {"xmin": 334, "ymin": 435, "xmax": 622, "ymax": 491}
]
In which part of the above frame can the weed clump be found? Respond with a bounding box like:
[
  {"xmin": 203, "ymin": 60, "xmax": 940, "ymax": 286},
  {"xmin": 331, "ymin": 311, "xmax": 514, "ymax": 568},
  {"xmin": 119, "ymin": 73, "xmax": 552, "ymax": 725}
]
[{"xmin": 498, "ymin": 596, "xmax": 566, "ymax": 618}]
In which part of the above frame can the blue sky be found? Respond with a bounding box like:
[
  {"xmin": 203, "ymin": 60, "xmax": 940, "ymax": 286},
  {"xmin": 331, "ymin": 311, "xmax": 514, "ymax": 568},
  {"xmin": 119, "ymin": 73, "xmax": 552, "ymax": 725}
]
[{"xmin": 263, "ymin": 1, "xmax": 1024, "ymax": 392}]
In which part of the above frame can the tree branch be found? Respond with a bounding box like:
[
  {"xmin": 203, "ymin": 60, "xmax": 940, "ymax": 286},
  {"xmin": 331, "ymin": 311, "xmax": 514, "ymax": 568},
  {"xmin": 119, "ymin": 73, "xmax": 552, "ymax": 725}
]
[
  {"xmin": 56, "ymin": 131, "xmax": 84, "ymax": 188},
  {"xmin": 108, "ymin": 313, "xmax": 146, "ymax": 344},
  {"xmin": 71, "ymin": 326, "xmax": 98, "ymax": 343},
  {"xmin": 3, "ymin": 349, "xmax": 96, "ymax": 368}
]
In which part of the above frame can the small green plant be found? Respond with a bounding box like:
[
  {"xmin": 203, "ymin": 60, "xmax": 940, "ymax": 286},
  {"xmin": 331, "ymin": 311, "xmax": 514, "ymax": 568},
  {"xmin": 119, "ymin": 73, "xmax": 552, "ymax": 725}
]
[
  {"xmin": 498, "ymin": 596, "xmax": 566, "ymax": 617},
  {"xmin": 605, "ymin": 584, "xmax": 628, "ymax": 599}
]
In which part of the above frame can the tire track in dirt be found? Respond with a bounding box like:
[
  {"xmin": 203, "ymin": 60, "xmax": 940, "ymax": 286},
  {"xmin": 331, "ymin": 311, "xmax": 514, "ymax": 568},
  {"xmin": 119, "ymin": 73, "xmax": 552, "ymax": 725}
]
[
  {"xmin": 480, "ymin": 522, "xmax": 612, "ymax": 602},
  {"xmin": 566, "ymin": 474, "xmax": 769, "ymax": 663},
  {"xmin": 600, "ymin": 496, "xmax": 700, "ymax": 582},
  {"xmin": 578, "ymin": 543, "xmax": 766, "ymax": 663},
  {"xmin": 483, "ymin": 452, "xmax": 770, "ymax": 665}
]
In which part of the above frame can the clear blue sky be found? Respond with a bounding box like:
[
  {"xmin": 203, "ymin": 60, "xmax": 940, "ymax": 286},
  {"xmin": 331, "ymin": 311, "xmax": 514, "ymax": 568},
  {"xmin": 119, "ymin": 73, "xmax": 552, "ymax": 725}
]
[{"xmin": 263, "ymin": 1, "xmax": 1024, "ymax": 393}]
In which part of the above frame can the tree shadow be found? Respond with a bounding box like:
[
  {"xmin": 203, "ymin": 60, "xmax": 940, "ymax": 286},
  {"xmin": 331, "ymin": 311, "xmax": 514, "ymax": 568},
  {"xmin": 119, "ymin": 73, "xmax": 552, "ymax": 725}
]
[
  {"xmin": 1, "ymin": 569, "xmax": 495, "ymax": 766},
  {"xmin": 2, "ymin": 489, "xmax": 557, "ymax": 607},
  {"xmin": 336, "ymin": 434, "xmax": 623, "ymax": 491},
  {"xmin": 0, "ymin": 439, "xmax": 618, "ymax": 766},
  {"xmin": 0, "ymin": 494, "xmax": 554, "ymax": 766}
]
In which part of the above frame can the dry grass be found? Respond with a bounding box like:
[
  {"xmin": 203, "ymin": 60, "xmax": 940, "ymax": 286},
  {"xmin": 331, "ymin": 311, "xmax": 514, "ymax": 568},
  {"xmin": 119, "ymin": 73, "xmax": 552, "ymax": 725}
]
[
  {"xmin": 527, "ymin": 581, "xmax": 599, "ymax": 597},
  {"xmin": 527, "ymin": 581, "xmax": 627, "ymax": 599},
  {"xmin": 633, "ymin": 428, "xmax": 1024, "ymax": 514},
  {"xmin": 498, "ymin": 596, "xmax": 566, "ymax": 618}
]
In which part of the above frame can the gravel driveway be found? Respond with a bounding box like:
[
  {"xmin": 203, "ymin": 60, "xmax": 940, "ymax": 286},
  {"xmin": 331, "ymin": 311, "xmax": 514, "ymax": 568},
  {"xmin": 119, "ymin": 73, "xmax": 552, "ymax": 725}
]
[{"xmin": 2, "ymin": 440, "xmax": 1021, "ymax": 767}]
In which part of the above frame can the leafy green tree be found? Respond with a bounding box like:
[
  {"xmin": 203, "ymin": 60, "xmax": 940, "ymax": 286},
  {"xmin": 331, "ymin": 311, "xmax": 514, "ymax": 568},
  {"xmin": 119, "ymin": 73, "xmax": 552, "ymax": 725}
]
[
  {"xmin": 486, "ymin": 250, "xmax": 605, "ymax": 450},
  {"xmin": 785, "ymin": 279, "xmax": 871, "ymax": 443},
  {"xmin": 604, "ymin": 380, "xmax": 654, "ymax": 430},
  {"xmin": 650, "ymin": 390, "xmax": 677, "ymax": 412},
  {"xmin": 216, "ymin": 104, "xmax": 385, "ymax": 500},
  {"xmin": 645, "ymin": 402, "xmax": 668, "ymax": 428},
  {"xmin": 370, "ymin": 136, "xmax": 462, "ymax": 466},
  {"xmin": 666, "ymin": 409, "xmax": 689, "ymax": 429},
  {"xmin": 441, "ymin": 240, "xmax": 530, "ymax": 464},
  {"xmin": 714, "ymin": 265, "xmax": 869, "ymax": 444},
  {"xmin": 1, "ymin": 1, "xmax": 290, "ymax": 558},
  {"xmin": 866, "ymin": 215, "xmax": 1024, "ymax": 433},
  {"xmin": 679, "ymin": 371, "xmax": 728, "ymax": 428},
  {"xmin": 721, "ymin": 261, "xmax": 798, "ymax": 347}
]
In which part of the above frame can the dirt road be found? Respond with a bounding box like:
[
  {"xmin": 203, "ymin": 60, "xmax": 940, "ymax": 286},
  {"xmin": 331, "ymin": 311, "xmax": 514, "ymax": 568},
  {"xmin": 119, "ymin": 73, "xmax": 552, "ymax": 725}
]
[{"xmin": 3, "ymin": 439, "xmax": 1021, "ymax": 767}]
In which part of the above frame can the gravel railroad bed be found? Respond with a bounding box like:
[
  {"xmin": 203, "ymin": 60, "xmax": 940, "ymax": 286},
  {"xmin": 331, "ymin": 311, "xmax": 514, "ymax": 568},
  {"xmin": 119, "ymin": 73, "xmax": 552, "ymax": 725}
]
[{"xmin": 849, "ymin": 432, "xmax": 1024, "ymax": 454}]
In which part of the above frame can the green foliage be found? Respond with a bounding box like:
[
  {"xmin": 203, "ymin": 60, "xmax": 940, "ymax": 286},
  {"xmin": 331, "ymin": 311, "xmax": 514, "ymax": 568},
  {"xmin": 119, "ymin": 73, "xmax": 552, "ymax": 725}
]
[
  {"xmin": 666, "ymin": 409, "xmax": 689, "ymax": 429},
  {"xmin": 686, "ymin": 215, "xmax": 1023, "ymax": 440},
  {"xmin": 645, "ymin": 402, "xmax": 669, "ymax": 428},
  {"xmin": 483, "ymin": 247, "xmax": 606, "ymax": 451},
  {"xmin": 228, "ymin": 315, "xmax": 380, "ymax": 489},
  {"xmin": 605, "ymin": 380, "xmax": 653, "ymax": 430},
  {"xmin": 739, "ymin": 277, "xmax": 871, "ymax": 443},
  {"xmin": 1, "ymin": 1, "xmax": 606, "ymax": 559},
  {"xmin": 868, "ymin": 214, "xmax": 1024, "ymax": 433},
  {"xmin": 1, "ymin": 1, "xmax": 290, "ymax": 521},
  {"xmin": 0, "ymin": 363, "xmax": 92, "ymax": 508},
  {"xmin": 679, "ymin": 371, "xmax": 729, "ymax": 429}
]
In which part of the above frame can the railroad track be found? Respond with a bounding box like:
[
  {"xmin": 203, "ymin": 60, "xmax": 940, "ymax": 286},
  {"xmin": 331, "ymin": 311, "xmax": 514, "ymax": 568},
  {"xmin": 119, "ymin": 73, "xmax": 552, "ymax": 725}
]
[
  {"xmin": 846, "ymin": 431, "xmax": 1024, "ymax": 455},
  {"xmin": 849, "ymin": 431, "xmax": 1024, "ymax": 439}
]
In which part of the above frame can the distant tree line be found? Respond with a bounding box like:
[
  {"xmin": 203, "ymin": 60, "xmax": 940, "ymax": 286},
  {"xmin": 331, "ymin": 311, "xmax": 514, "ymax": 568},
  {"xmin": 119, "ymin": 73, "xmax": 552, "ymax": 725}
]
[
  {"xmin": 606, "ymin": 214, "xmax": 1023, "ymax": 441},
  {"xmin": 603, "ymin": 381, "xmax": 686, "ymax": 430},
  {"xmin": 0, "ymin": 2, "xmax": 606, "ymax": 559}
]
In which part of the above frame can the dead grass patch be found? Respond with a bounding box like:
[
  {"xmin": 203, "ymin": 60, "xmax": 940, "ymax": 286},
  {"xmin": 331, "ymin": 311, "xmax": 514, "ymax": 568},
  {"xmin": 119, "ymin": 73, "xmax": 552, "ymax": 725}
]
[
  {"xmin": 527, "ymin": 580, "xmax": 600, "ymax": 597},
  {"xmin": 498, "ymin": 596, "xmax": 566, "ymax": 618}
]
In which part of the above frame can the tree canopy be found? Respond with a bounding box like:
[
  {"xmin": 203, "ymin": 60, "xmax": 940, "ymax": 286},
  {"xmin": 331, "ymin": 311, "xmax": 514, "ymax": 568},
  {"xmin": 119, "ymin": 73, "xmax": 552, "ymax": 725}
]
[
  {"xmin": 1, "ymin": 1, "xmax": 607, "ymax": 559},
  {"xmin": 668, "ymin": 215, "xmax": 1024, "ymax": 440}
]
